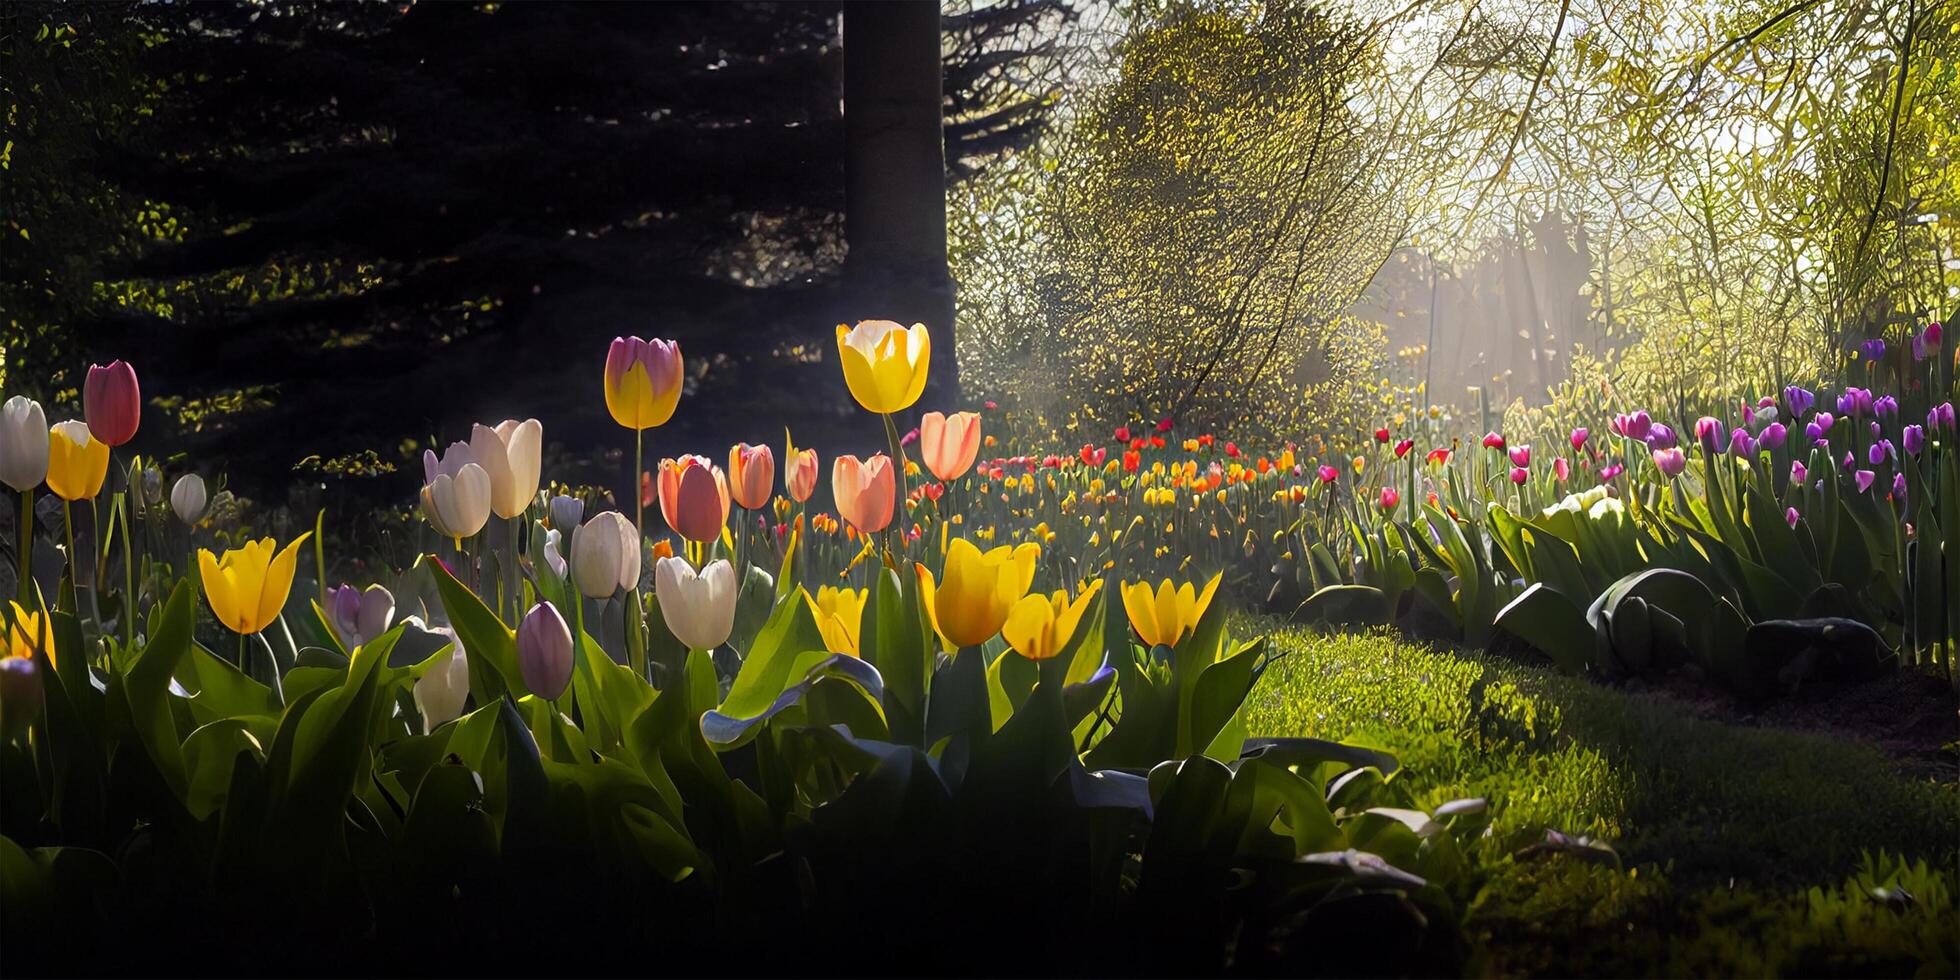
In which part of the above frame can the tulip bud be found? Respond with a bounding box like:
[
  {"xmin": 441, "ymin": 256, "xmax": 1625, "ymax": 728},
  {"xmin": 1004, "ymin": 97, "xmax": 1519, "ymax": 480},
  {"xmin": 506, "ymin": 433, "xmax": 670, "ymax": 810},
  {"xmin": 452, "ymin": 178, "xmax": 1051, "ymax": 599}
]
[
  {"xmin": 1759, "ymin": 422, "xmax": 1787, "ymax": 450},
  {"xmin": 471, "ymin": 419, "xmax": 544, "ymax": 520},
  {"xmin": 517, "ymin": 601, "xmax": 574, "ymax": 700},
  {"xmin": 657, "ymin": 456, "xmax": 731, "ymax": 543},
  {"xmin": 919, "ymin": 411, "xmax": 983, "ymax": 482},
  {"xmin": 46, "ymin": 421, "xmax": 110, "ymax": 502},
  {"xmin": 549, "ymin": 494, "xmax": 583, "ymax": 531},
  {"xmin": 83, "ymin": 360, "xmax": 141, "ymax": 447},
  {"xmin": 414, "ymin": 630, "xmax": 470, "ymax": 733},
  {"xmin": 604, "ymin": 336, "xmax": 685, "ymax": 430},
  {"xmin": 832, "ymin": 454, "xmax": 896, "ymax": 534},
  {"xmin": 785, "ymin": 446, "xmax": 820, "ymax": 503},
  {"xmin": 1553, "ymin": 457, "xmax": 1571, "ymax": 481},
  {"xmin": 171, "ymin": 473, "xmax": 209, "ymax": 524},
  {"xmin": 1785, "ymin": 507, "xmax": 1800, "ymax": 528},
  {"xmin": 571, "ymin": 511, "xmax": 640, "ymax": 598},
  {"xmin": 543, "ymin": 527, "xmax": 568, "ymax": 578},
  {"xmin": 653, "ymin": 557, "xmax": 738, "ymax": 651},
  {"xmin": 421, "ymin": 443, "xmax": 492, "ymax": 539},
  {"xmin": 1693, "ymin": 417, "xmax": 1725, "ymax": 452},
  {"xmin": 141, "ymin": 465, "xmax": 163, "ymax": 506},
  {"xmin": 1569, "ymin": 427, "xmax": 1588, "ymax": 450},
  {"xmin": 1903, "ymin": 425, "xmax": 1924, "ymax": 456},
  {"xmin": 1507, "ymin": 445, "xmax": 1531, "ymax": 468},
  {"xmin": 1791, "ymin": 460, "xmax": 1808, "ymax": 485},
  {"xmin": 0, "ymin": 396, "xmax": 50, "ymax": 494},
  {"xmin": 0, "ymin": 657, "xmax": 43, "ymax": 742},
  {"xmin": 1729, "ymin": 430, "xmax": 1755, "ymax": 457},
  {"xmin": 329, "ymin": 583, "xmax": 396, "ymax": 649},
  {"xmin": 1651, "ymin": 447, "xmax": 1687, "ymax": 478},
  {"xmin": 1509, "ymin": 466, "xmax": 1528, "ymax": 485}
]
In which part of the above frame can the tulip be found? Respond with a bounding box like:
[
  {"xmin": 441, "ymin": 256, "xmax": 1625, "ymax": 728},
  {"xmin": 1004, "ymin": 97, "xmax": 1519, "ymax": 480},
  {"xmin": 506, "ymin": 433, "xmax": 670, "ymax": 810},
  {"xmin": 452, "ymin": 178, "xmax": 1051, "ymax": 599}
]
[
  {"xmin": 1378, "ymin": 487, "xmax": 1401, "ymax": 512},
  {"xmin": 1729, "ymin": 430, "xmax": 1755, "ymax": 457},
  {"xmin": 1759, "ymin": 423, "xmax": 1787, "ymax": 450},
  {"xmin": 1553, "ymin": 457, "xmax": 1571, "ymax": 481},
  {"xmin": 836, "ymin": 320, "xmax": 930, "ymax": 414},
  {"xmin": 1613, "ymin": 411, "xmax": 1653, "ymax": 442},
  {"xmin": 832, "ymin": 453, "xmax": 896, "ymax": 534},
  {"xmin": 414, "ymin": 629, "xmax": 470, "ymax": 733},
  {"xmin": 1874, "ymin": 395, "xmax": 1898, "ymax": 420},
  {"xmin": 1507, "ymin": 445, "xmax": 1531, "ymax": 468},
  {"xmin": 1903, "ymin": 425, "xmax": 1924, "ymax": 456},
  {"xmin": 1373, "ymin": 427, "xmax": 1390, "ymax": 444},
  {"xmin": 1002, "ymin": 580, "xmax": 1102, "ymax": 662},
  {"xmin": 421, "ymin": 442, "xmax": 492, "ymax": 540},
  {"xmin": 1120, "ymin": 573, "xmax": 1222, "ymax": 650},
  {"xmin": 0, "ymin": 656, "xmax": 41, "ymax": 740},
  {"xmin": 571, "ymin": 511, "xmax": 641, "ymax": 598},
  {"xmin": 1509, "ymin": 466, "xmax": 1528, "ymax": 485},
  {"xmin": 83, "ymin": 360, "xmax": 141, "ymax": 447},
  {"xmin": 328, "ymin": 583, "xmax": 396, "ymax": 649},
  {"xmin": 654, "ymin": 557, "xmax": 737, "ymax": 651},
  {"xmin": 805, "ymin": 586, "xmax": 866, "ymax": 657},
  {"xmin": 1930, "ymin": 402, "xmax": 1956, "ymax": 432},
  {"xmin": 199, "ymin": 533, "xmax": 312, "ymax": 635},
  {"xmin": 46, "ymin": 421, "xmax": 109, "ymax": 502},
  {"xmin": 657, "ymin": 455, "xmax": 731, "ymax": 543},
  {"xmin": 1598, "ymin": 463, "xmax": 1623, "ymax": 482},
  {"xmin": 1693, "ymin": 417, "xmax": 1725, "ymax": 452},
  {"xmin": 1791, "ymin": 460, "xmax": 1808, "ymax": 485},
  {"xmin": 1857, "ymin": 338, "xmax": 1885, "ymax": 362},
  {"xmin": 603, "ymin": 336, "xmax": 684, "ymax": 431},
  {"xmin": 1316, "ymin": 464, "xmax": 1338, "ymax": 484},
  {"xmin": 1785, "ymin": 507, "xmax": 1800, "ymax": 528},
  {"xmin": 1911, "ymin": 322, "xmax": 1941, "ymax": 360},
  {"xmin": 516, "ymin": 601, "xmax": 575, "ymax": 700},
  {"xmin": 165, "ymin": 473, "xmax": 207, "ymax": 526},
  {"xmin": 728, "ymin": 443, "xmax": 775, "ymax": 510},
  {"xmin": 784, "ymin": 433, "xmax": 820, "ymax": 504},
  {"xmin": 1482, "ymin": 432, "xmax": 1505, "ymax": 450},
  {"xmin": 1854, "ymin": 470, "xmax": 1876, "ymax": 493},
  {"xmin": 1842, "ymin": 450, "xmax": 1855, "ymax": 470},
  {"xmin": 1783, "ymin": 386, "xmax": 1815, "ymax": 418},
  {"xmin": 1651, "ymin": 447, "xmax": 1687, "ymax": 479},
  {"xmin": 1393, "ymin": 438, "xmax": 1414, "ymax": 459},
  {"xmin": 1646, "ymin": 424, "xmax": 1678, "ymax": 450},
  {"xmin": 1425, "ymin": 449, "xmax": 1451, "ymax": 467},
  {"xmin": 5, "ymin": 601, "xmax": 54, "ymax": 666},
  {"xmin": 1569, "ymin": 428, "xmax": 1588, "ymax": 451},
  {"xmin": 549, "ymin": 494, "xmax": 584, "ymax": 531},
  {"xmin": 1837, "ymin": 388, "xmax": 1874, "ymax": 418},
  {"xmin": 919, "ymin": 411, "xmax": 982, "ymax": 482},
  {"xmin": 1156, "ymin": 416, "xmax": 1174, "ymax": 433},
  {"xmin": 1891, "ymin": 472, "xmax": 1908, "ymax": 505},
  {"xmin": 917, "ymin": 539, "xmax": 1039, "ymax": 649},
  {"xmin": 470, "ymin": 419, "xmax": 543, "ymax": 520},
  {"xmin": 1868, "ymin": 440, "xmax": 1892, "ymax": 466},
  {"xmin": 543, "ymin": 527, "xmax": 568, "ymax": 578},
  {"xmin": 0, "ymin": 396, "xmax": 48, "ymax": 492}
]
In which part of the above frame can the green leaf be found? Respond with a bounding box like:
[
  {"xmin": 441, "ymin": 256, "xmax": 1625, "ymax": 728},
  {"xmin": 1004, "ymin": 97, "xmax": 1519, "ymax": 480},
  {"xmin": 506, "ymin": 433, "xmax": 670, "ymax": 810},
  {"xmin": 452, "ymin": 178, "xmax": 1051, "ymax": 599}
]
[
  {"xmin": 426, "ymin": 555, "xmax": 524, "ymax": 699},
  {"xmin": 1495, "ymin": 583, "xmax": 1595, "ymax": 674}
]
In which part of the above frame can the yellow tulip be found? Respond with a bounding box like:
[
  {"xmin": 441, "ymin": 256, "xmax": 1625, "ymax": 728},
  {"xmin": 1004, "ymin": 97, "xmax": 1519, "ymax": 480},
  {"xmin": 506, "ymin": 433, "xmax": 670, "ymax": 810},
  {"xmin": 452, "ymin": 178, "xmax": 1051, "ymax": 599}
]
[
  {"xmin": 198, "ymin": 533, "xmax": 313, "ymax": 635},
  {"xmin": 603, "ymin": 336, "xmax": 684, "ymax": 430},
  {"xmin": 5, "ymin": 601, "xmax": 54, "ymax": 668},
  {"xmin": 1002, "ymin": 580, "xmax": 1101, "ymax": 661},
  {"xmin": 46, "ymin": 421, "xmax": 109, "ymax": 502},
  {"xmin": 1120, "ymin": 573, "xmax": 1222, "ymax": 649},
  {"xmin": 805, "ymin": 586, "xmax": 867, "ymax": 657},
  {"xmin": 915, "ymin": 538, "xmax": 1038, "ymax": 648},
  {"xmin": 835, "ymin": 320, "xmax": 930, "ymax": 414}
]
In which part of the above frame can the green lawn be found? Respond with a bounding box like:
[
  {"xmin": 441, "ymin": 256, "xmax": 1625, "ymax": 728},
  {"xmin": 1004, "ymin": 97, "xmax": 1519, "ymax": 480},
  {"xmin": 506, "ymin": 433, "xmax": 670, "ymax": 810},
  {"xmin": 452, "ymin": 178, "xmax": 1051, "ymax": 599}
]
[{"xmin": 1239, "ymin": 619, "xmax": 1960, "ymax": 977}]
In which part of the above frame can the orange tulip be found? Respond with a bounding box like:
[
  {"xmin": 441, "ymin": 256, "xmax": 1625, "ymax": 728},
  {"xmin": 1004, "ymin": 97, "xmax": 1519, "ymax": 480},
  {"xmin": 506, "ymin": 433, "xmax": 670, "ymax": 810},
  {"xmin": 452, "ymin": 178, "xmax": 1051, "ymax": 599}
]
[
  {"xmin": 918, "ymin": 410, "xmax": 982, "ymax": 482},
  {"xmin": 784, "ymin": 431, "xmax": 820, "ymax": 504},
  {"xmin": 728, "ymin": 442, "xmax": 774, "ymax": 510},
  {"xmin": 657, "ymin": 455, "xmax": 730, "ymax": 543},
  {"xmin": 831, "ymin": 453, "xmax": 895, "ymax": 534}
]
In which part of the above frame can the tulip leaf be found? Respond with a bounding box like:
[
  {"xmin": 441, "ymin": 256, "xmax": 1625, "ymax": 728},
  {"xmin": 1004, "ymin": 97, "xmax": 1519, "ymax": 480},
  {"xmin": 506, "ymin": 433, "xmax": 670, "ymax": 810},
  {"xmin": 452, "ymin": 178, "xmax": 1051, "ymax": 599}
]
[
  {"xmin": 719, "ymin": 588, "xmax": 828, "ymax": 722},
  {"xmin": 702, "ymin": 653, "xmax": 884, "ymax": 749},
  {"xmin": 1186, "ymin": 638, "xmax": 1263, "ymax": 761},
  {"xmin": 1494, "ymin": 583, "xmax": 1595, "ymax": 674},
  {"xmin": 181, "ymin": 718, "xmax": 262, "ymax": 820},
  {"xmin": 426, "ymin": 554, "xmax": 525, "ymax": 700},
  {"xmin": 120, "ymin": 581, "xmax": 196, "ymax": 799}
]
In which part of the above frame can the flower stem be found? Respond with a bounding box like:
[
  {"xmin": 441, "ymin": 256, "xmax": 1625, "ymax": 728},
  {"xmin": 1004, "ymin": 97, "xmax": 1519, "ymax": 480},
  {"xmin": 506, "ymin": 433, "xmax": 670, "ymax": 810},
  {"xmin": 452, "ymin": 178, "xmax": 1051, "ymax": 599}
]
[
  {"xmin": 634, "ymin": 428, "xmax": 645, "ymax": 539},
  {"xmin": 883, "ymin": 412, "xmax": 909, "ymax": 561},
  {"xmin": 17, "ymin": 490, "xmax": 31, "ymax": 608}
]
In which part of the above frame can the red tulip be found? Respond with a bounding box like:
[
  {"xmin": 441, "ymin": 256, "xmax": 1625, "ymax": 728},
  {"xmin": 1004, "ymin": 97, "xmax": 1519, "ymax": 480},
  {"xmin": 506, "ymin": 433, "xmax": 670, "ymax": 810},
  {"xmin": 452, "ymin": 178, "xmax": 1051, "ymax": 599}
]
[
  {"xmin": 1393, "ymin": 439, "xmax": 1414, "ymax": 459},
  {"xmin": 1374, "ymin": 427, "xmax": 1390, "ymax": 444},
  {"xmin": 1482, "ymin": 432, "xmax": 1505, "ymax": 450},
  {"xmin": 1316, "ymin": 465, "xmax": 1339, "ymax": 484},
  {"xmin": 84, "ymin": 360, "xmax": 141, "ymax": 446}
]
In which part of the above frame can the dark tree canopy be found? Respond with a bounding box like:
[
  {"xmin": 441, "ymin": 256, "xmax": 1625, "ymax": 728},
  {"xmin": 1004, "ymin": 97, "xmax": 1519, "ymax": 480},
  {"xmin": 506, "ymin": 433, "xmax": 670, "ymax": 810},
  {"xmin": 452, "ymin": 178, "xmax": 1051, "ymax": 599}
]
[{"xmin": 3, "ymin": 0, "xmax": 1071, "ymax": 499}]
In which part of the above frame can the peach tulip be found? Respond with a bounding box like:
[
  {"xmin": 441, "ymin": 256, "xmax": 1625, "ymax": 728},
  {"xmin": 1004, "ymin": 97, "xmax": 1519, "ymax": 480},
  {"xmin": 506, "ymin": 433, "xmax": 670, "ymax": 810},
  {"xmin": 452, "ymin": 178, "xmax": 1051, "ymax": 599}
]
[
  {"xmin": 784, "ymin": 432, "xmax": 820, "ymax": 503},
  {"xmin": 728, "ymin": 442, "xmax": 774, "ymax": 510},
  {"xmin": 919, "ymin": 411, "xmax": 981, "ymax": 482},
  {"xmin": 831, "ymin": 453, "xmax": 895, "ymax": 534},
  {"xmin": 657, "ymin": 455, "xmax": 730, "ymax": 543}
]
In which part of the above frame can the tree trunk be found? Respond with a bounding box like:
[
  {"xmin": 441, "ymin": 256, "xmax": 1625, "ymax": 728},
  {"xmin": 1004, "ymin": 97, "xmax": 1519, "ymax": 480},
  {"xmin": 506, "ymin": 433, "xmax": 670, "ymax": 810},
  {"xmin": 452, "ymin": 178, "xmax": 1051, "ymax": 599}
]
[{"xmin": 842, "ymin": 0, "xmax": 958, "ymax": 406}]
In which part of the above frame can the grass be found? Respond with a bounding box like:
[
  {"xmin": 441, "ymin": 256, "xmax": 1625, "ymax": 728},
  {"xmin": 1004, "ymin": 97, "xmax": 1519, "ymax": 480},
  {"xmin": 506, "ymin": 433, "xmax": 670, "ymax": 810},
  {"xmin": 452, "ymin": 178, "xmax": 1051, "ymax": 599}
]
[{"xmin": 1238, "ymin": 618, "xmax": 1960, "ymax": 977}]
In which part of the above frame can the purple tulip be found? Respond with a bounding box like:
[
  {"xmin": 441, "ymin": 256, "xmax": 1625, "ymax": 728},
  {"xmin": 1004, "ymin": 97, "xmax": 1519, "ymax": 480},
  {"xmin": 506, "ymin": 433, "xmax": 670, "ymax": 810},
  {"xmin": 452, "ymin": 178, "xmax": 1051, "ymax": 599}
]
[
  {"xmin": 1652, "ymin": 447, "xmax": 1688, "ymax": 478},
  {"xmin": 1854, "ymin": 470, "xmax": 1875, "ymax": 493},
  {"xmin": 1858, "ymin": 338, "xmax": 1886, "ymax": 362},
  {"xmin": 517, "ymin": 601, "xmax": 575, "ymax": 700},
  {"xmin": 1874, "ymin": 395, "xmax": 1898, "ymax": 419},
  {"xmin": 1615, "ymin": 411, "xmax": 1652, "ymax": 442},
  {"xmin": 1930, "ymin": 402, "xmax": 1956, "ymax": 432},
  {"xmin": 1903, "ymin": 424, "xmax": 1924, "ymax": 456},
  {"xmin": 1805, "ymin": 421, "xmax": 1824, "ymax": 442},
  {"xmin": 1868, "ymin": 441, "xmax": 1892, "ymax": 466},
  {"xmin": 1783, "ymin": 386, "xmax": 1815, "ymax": 418},
  {"xmin": 1891, "ymin": 472, "xmax": 1907, "ymax": 506},
  {"xmin": 1784, "ymin": 506, "xmax": 1799, "ymax": 528},
  {"xmin": 1760, "ymin": 422, "xmax": 1787, "ymax": 449},
  {"xmin": 1647, "ymin": 423, "xmax": 1678, "ymax": 450},
  {"xmin": 1694, "ymin": 417, "xmax": 1726, "ymax": 452},
  {"xmin": 1791, "ymin": 460, "xmax": 1807, "ymax": 485},
  {"xmin": 1843, "ymin": 451, "xmax": 1855, "ymax": 470},
  {"xmin": 1728, "ymin": 429, "xmax": 1756, "ymax": 457}
]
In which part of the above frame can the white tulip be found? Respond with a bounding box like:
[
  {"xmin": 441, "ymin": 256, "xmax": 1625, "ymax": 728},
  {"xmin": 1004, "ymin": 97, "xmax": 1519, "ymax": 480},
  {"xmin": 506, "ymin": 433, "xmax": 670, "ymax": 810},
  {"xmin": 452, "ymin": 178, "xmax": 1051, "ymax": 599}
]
[
  {"xmin": 170, "ymin": 473, "xmax": 208, "ymax": 524},
  {"xmin": 469, "ymin": 419, "xmax": 543, "ymax": 520},
  {"xmin": 654, "ymin": 557, "xmax": 737, "ymax": 651},
  {"xmin": 0, "ymin": 396, "xmax": 49, "ymax": 492},
  {"xmin": 414, "ymin": 630, "xmax": 471, "ymax": 734},
  {"xmin": 543, "ymin": 527, "xmax": 567, "ymax": 578},
  {"xmin": 421, "ymin": 442, "xmax": 492, "ymax": 539},
  {"xmin": 570, "ymin": 510, "xmax": 639, "ymax": 598}
]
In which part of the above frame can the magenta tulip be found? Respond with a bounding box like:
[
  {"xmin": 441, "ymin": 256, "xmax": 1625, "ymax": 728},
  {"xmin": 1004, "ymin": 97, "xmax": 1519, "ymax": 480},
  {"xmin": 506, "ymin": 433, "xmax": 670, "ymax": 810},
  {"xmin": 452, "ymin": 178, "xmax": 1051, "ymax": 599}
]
[{"xmin": 84, "ymin": 360, "xmax": 141, "ymax": 447}]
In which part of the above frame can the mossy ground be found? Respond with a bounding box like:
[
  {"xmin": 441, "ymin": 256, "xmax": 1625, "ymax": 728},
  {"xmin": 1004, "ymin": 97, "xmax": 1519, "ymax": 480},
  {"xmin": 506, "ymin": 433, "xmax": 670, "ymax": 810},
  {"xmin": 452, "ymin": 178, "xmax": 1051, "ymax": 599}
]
[{"xmin": 1240, "ymin": 619, "xmax": 1960, "ymax": 977}]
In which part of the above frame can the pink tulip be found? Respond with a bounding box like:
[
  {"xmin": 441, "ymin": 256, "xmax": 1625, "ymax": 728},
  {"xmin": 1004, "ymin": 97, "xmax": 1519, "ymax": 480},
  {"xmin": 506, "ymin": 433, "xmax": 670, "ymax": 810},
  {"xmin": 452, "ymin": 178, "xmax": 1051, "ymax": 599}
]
[
  {"xmin": 84, "ymin": 360, "xmax": 141, "ymax": 446},
  {"xmin": 1553, "ymin": 457, "xmax": 1571, "ymax": 481},
  {"xmin": 1507, "ymin": 445, "xmax": 1531, "ymax": 468},
  {"xmin": 727, "ymin": 443, "xmax": 774, "ymax": 510},
  {"xmin": 832, "ymin": 453, "xmax": 896, "ymax": 534},
  {"xmin": 1316, "ymin": 465, "xmax": 1339, "ymax": 484},
  {"xmin": 1509, "ymin": 466, "xmax": 1528, "ymax": 485},
  {"xmin": 1652, "ymin": 447, "xmax": 1687, "ymax": 478},
  {"xmin": 919, "ymin": 411, "xmax": 982, "ymax": 482},
  {"xmin": 1569, "ymin": 428, "xmax": 1588, "ymax": 450},
  {"xmin": 657, "ymin": 455, "xmax": 730, "ymax": 543},
  {"xmin": 1785, "ymin": 507, "xmax": 1800, "ymax": 528},
  {"xmin": 785, "ymin": 446, "xmax": 820, "ymax": 503},
  {"xmin": 1378, "ymin": 487, "xmax": 1400, "ymax": 512}
]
